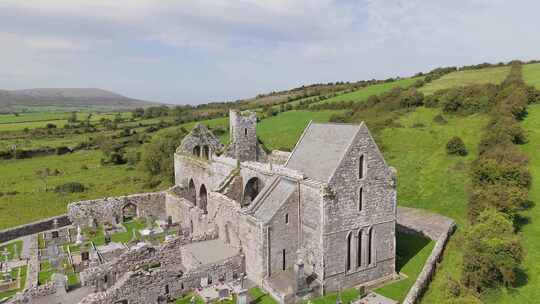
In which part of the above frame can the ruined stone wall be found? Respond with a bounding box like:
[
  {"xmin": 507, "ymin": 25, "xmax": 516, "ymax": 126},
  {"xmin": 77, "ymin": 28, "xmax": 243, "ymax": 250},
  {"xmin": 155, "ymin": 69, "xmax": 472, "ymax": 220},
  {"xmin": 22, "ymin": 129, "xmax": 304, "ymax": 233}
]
[
  {"xmin": 67, "ymin": 192, "xmax": 167, "ymax": 227},
  {"xmin": 323, "ymin": 124, "xmax": 396, "ymax": 291},
  {"xmin": 268, "ymin": 189, "xmax": 299, "ymax": 276},
  {"xmin": 80, "ymin": 254, "xmax": 244, "ymax": 304},
  {"xmin": 0, "ymin": 215, "xmax": 70, "ymax": 243},
  {"xmin": 173, "ymin": 154, "xmax": 234, "ymax": 195},
  {"xmin": 177, "ymin": 124, "xmax": 224, "ymax": 158}
]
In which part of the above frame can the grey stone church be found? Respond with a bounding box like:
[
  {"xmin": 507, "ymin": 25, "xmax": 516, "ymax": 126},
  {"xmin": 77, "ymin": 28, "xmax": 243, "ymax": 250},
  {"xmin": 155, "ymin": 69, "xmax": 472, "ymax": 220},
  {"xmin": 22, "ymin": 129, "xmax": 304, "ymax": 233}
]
[
  {"xmin": 170, "ymin": 109, "xmax": 397, "ymax": 295},
  {"xmin": 64, "ymin": 109, "xmax": 397, "ymax": 304}
]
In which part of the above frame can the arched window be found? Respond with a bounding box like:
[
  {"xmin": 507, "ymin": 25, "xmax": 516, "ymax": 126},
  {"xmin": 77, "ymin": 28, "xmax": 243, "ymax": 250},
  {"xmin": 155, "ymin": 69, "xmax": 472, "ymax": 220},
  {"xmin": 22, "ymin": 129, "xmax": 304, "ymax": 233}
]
[
  {"xmin": 202, "ymin": 145, "xmax": 210, "ymax": 160},
  {"xmin": 368, "ymin": 228, "xmax": 374, "ymax": 265},
  {"xmin": 285, "ymin": 213, "xmax": 289, "ymax": 224},
  {"xmin": 188, "ymin": 179, "xmax": 196, "ymax": 205},
  {"xmin": 358, "ymin": 187, "xmax": 364, "ymax": 212},
  {"xmin": 199, "ymin": 184, "xmax": 208, "ymax": 214},
  {"xmin": 122, "ymin": 203, "xmax": 137, "ymax": 222},
  {"xmin": 359, "ymin": 154, "xmax": 366, "ymax": 179},
  {"xmin": 346, "ymin": 232, "xmax": 353, "ymax": 271},
  {"xmin": 357, "ymin": 230, "xmax": 362, "ymax": 268},
  {"xmin": 243, "ymin": 177, "xmax": 263, "ymax": 207},
  {"xmin": 244, "ymin": 128, "xmax": 248, "ymax": 136},
  {"xmin": 193, "ymin": 145, "xmax": 201, "ymax": 157}
]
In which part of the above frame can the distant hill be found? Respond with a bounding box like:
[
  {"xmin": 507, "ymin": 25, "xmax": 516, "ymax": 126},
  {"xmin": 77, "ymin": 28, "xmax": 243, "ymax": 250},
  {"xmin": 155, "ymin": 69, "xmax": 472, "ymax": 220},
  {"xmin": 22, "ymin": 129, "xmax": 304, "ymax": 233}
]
[{"xmin": 0, "ymin": 88, "xmax": 160, "ymax": 112}]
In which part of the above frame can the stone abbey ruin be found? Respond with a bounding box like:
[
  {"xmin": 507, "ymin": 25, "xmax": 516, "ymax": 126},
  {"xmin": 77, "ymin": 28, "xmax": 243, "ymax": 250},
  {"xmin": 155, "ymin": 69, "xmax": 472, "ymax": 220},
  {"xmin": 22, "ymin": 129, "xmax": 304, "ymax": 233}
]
[{"xmin": 4, "ymin": 109, "xmax": 456, "ymax": 304}]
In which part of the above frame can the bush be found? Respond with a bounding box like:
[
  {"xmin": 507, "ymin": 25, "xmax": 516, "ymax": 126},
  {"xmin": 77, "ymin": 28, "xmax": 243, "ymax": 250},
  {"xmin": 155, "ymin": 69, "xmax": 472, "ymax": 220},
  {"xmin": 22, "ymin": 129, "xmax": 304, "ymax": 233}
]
[
  {"xmin": 433, "ymin": 114, "xmax": 447, "ymax": 124},
  {"xmin": 140, "ymin": 127, "xmax": 187, "ymax": 183},
  {"xmin": 54, "ymin": 182, "xmax": 86, "ymax": 193},
  {"xmin": 462, "ymin": 209, "xmax": 522, "ymax": 291},
  {"xmin": 446, "ymin": 136, "xmax": 467, "ymax": 156}
]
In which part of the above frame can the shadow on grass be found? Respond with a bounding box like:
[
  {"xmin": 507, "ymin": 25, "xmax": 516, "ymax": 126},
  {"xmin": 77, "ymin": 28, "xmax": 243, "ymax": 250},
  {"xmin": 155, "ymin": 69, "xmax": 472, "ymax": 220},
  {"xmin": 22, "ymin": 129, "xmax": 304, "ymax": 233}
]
[{"xmin": 395, "ymin": 231, "xmax": 431, "ymax": 273}]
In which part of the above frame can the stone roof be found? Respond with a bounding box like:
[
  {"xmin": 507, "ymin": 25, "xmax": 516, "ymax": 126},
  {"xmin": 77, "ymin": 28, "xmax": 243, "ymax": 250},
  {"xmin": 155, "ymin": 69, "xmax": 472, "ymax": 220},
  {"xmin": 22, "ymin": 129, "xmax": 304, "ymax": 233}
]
[
  {"xmin": 285, "ymin": 122, "xmax": 361, "ymax": 183},
  {"xmin": 251, "ymin": 177, "xmax": 296, "ymax": 223}
]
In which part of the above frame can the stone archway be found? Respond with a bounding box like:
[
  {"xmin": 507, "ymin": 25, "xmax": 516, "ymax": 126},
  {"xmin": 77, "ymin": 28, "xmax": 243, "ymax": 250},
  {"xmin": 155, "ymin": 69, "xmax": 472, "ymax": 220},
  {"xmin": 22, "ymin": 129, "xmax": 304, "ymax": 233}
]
[
  {"xmin": 243, "ymin": 177, "xmax": 263, "ymax": 206},
  {"xmin": 122, "ymin": 203, "xmax": 137, "ymax": 222},
  {"xmin": 199, "ymin": 184, "xmax": 208, "ymax": 214},
  {"xmin": 188, "ymin": 179, "xmax": 197, "ymax": 205}
]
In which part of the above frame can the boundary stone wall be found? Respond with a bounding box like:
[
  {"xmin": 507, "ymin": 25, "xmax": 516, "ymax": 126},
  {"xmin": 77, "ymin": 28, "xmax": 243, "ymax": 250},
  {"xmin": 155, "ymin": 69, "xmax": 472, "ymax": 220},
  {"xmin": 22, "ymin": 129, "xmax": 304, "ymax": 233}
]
[
  {"xmin": 396, "ymin": 207, "xmax": 457, "ymax": 304},
  {"xmin": 0, "ymin": 215, "xmax": 70, "ymax": 243}
]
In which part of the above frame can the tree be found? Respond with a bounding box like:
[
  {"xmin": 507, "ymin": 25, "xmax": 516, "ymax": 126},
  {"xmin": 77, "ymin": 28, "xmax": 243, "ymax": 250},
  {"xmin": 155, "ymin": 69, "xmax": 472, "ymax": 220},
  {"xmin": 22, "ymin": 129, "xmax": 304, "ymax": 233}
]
[
  {"xmin": 67, "ymin": 112, "xmax": 78, "ymax": 123},
  {"xmin": 462, "ymin": 209, "xmax": 522, "ymax": 291},
  {"xmin": 140, "ymin": 127, "xmax": 187, "ymax": 184},
  {"xmin": 132, "ymin": 107, "xmax": 145, "ymax": 118},
  {"xmin": 446, "ymin": 136, "xmax": 467, "ymax": 156}
]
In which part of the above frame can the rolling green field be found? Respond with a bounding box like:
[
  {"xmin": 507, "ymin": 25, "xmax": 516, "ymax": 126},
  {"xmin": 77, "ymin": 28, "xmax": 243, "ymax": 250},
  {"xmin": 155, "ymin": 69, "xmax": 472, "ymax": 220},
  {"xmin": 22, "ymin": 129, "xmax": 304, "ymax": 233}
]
[
  {"xmin": 420, "ymin": 65, "xmax": 510, "ymax": 95},
  {"xmin": 0, "ymin": 112, "xmax": 131, "ymax": 132},
  {"xmin": 312, "ymin": 77, "xmax": 421, "ymax": 106},
  {"xmin": 0, "ymin": 150, "xmax": 153, "ymax": 230},
  {"xmin": 377, "ymin": 107, "xmax": 488, "ymax": 303},
  {"xmin": 523, "ymin": 63, "xmax": 540, "ymax": 89},
  {"xmin": 257, "ymin": 110, "xmax": 343, "ymax": 150}
]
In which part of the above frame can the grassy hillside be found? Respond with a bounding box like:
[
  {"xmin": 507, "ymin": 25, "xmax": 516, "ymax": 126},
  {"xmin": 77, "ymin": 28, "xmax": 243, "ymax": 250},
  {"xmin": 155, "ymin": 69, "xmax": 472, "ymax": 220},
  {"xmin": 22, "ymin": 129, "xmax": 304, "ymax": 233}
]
[
  {"xmin": 0, "ymin": 112, "xmax": 131, "ymax": 132},
  {"xmin": 378, "ymin": 107, "xmax": 488, "ymax": 303},
  {"xmin": 312, "ymin": 77, "xmax": 421, "ymax": 106},
  {"xmin": 380, "ymin": 107, "xmax": 487, "ymax": 223},
  {"xmin": 523, "ymin": 63, "xmax": 540, "ymax": 89},
  {"xmin": 257, "ymin": 110, "xmax": 342, "ymax": 150},
  {"xmin": 420, "ymin": 65, "xmax": 510, "ymax": 95}
]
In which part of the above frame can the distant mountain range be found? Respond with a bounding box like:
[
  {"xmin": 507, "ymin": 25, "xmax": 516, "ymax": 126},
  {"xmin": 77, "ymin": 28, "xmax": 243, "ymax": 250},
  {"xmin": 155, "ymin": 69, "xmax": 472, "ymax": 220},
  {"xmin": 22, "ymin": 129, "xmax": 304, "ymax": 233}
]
[{"xmin": 0, "ymin": 88, "xmax": 160, "ymax": 111}]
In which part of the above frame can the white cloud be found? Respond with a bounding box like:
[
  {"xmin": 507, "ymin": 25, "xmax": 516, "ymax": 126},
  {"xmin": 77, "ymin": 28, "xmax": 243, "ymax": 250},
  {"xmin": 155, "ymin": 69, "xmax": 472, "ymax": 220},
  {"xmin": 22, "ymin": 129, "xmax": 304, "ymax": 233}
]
[{"xmin": 0, "ymin": 0, "xmax": 539, "ymax": 103}]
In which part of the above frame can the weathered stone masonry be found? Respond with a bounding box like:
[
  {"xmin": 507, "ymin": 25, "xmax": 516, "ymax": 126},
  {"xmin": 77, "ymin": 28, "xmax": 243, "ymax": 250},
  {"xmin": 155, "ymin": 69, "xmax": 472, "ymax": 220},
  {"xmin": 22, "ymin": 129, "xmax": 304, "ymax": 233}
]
[{"xmin": 62, "ymin": 110, "xmax": 398, "ymax": 304}]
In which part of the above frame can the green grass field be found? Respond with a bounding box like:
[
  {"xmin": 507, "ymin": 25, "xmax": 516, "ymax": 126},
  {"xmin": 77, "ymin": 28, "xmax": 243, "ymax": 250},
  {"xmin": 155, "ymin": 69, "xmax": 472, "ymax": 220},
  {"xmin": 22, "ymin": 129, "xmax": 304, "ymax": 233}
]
[
  {"xmin": 248, "ymin": 288, "xmax": 278, "ymax": 304},
  {"xmin": 0, "ymin": 240, "xmax": 23, "ymax": 260},
  {"xmin": 256, "ymin": 110, "xmax": 342, "ymax": 151},
  {"xmin": 376, "ymin": 107, "xmax": 488, "ymax": 303},
  {"xmin": 0, "ymin": 150, "xmax": 154, "ymax": 230},
  {"xmin": 38, "ymin": 260, "xmax": 53, "ymax": 285},
  {"xmin": 420, "ymin": 65, "xmax": 510, "ymax": 95},
  {"xmin": 312, "ymin": 77, "xmax": 421, "ymax": 106},
  {"xmin": 0, "ymin": 112, "xmax": 131, "ymax": 132},
  {"xmin": 380, "ymin": 107, "xmax": 487, "ymax": 225},
  {"xmin": 523, "ymin": 63, "xmax": 540, "ymax": 89},
  {"xmin": 110, "ymin": 219, "xmax": 148, "ymax": 243},
  {"xmin": 376, "ymin": 232, "xmax": 434, "ymax": 302}
]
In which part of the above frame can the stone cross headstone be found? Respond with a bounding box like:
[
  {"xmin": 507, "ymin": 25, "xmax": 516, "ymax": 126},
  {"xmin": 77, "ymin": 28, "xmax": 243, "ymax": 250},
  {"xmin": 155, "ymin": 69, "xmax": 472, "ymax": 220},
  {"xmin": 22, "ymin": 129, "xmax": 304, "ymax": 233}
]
[
  {"xmin": 104, "ymin": 231, "xmax": 111, "ymax": 244},
  {"xmin": 76, "ymin": 225, "xmax": 83, "ymax": 244},
  {"xmin": 13, "ymin": 243, "xmax": 18, "ymax": 260}
]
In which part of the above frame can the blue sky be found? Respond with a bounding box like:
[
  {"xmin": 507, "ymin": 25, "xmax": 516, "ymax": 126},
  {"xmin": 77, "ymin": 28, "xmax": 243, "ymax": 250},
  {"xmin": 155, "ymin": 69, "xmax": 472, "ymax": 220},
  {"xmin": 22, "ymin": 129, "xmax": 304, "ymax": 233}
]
[{"xmin": 1, "ymin": 0, "xmax": 539, "ymax": 105}]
